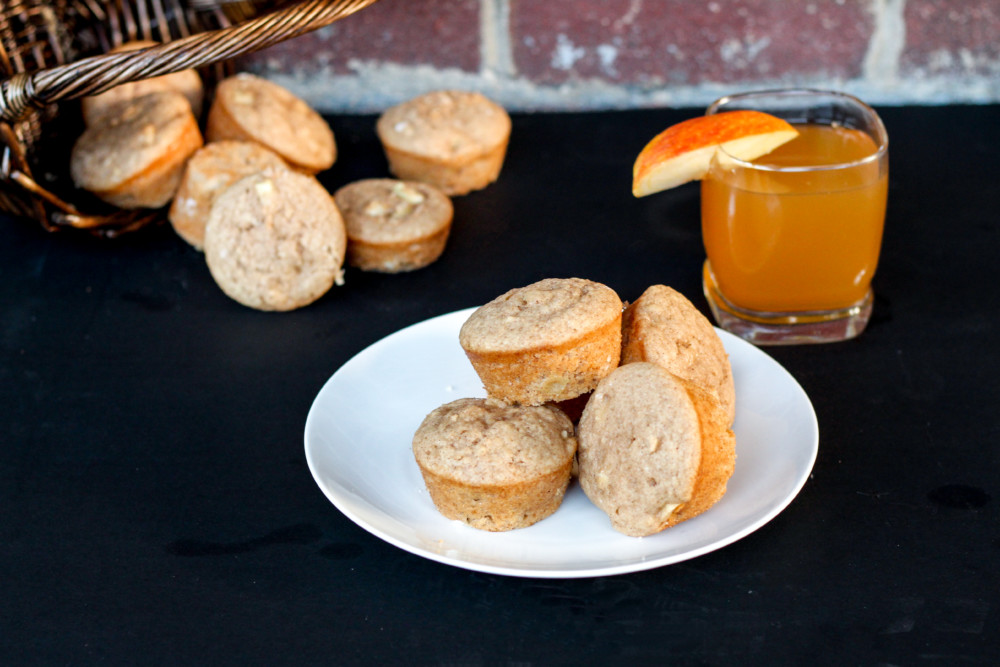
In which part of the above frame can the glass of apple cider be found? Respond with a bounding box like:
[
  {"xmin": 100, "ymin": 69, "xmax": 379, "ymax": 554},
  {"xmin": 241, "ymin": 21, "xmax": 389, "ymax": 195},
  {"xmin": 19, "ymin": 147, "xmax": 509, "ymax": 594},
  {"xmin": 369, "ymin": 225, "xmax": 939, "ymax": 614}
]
[{"xmin": 701, "ymin": 89, "xmax": 888, "ymax": 345}]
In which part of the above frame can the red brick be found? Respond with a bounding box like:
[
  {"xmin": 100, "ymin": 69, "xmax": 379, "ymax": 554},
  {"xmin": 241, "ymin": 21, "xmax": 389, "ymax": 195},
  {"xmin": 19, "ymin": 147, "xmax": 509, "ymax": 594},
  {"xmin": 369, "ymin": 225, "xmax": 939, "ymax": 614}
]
[
  {"xmin": 901, "ymin": 0, "xmax": 1000, "ymax": 76},
  {"xmin": 510, "ymin": 0, "xmax": 874, "ymax": 86},
  {"xmin": 242, "ymin": 0, "xmax": 480, "ymax": 74}
]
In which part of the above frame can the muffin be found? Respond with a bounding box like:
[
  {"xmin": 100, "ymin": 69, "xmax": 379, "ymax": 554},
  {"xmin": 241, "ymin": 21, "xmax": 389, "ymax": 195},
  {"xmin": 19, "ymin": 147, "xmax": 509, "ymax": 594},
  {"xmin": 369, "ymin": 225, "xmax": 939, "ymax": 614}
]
[
  {"xmin": 81, "ymin": 40, "xmax": 204, "ymax": 126},
  {"xmin": 412, "ymin": 398, "xmax": 577, "ymax": 531},
  {"xmin": 459, "ymin": 278, "xmax": 622, "ymax": 405},
  {"xmin": 203, "ymin": 169, "xmax": 346, "ymax": 311},
  {"xmin": 577, "ymin": 362, "xmax": 736, "ymax": 537},
  {"xmin": 168, "ymin": 140, "xmax": 288, "ymax": 250},
  {"xmin": 70, "ymin": 90, "xmax": 203, "ymax": 209},
  {"xmin": 205, "ymin": 73, "xmax": 336, "ymax": 173},
  {"xmin": 621, "ymin": 285, "xmax": 736, "ymax": 424},
  {"xmin": 459, "ymin": 278, "xmax": 623, "ymax": 405},
  {"xmin": 376, "ymin": 90, "xmax": 511, "ymax": 195},
  {"xmin": 333, "ymin": 178, "xmax": 453, "ymax": 273}
]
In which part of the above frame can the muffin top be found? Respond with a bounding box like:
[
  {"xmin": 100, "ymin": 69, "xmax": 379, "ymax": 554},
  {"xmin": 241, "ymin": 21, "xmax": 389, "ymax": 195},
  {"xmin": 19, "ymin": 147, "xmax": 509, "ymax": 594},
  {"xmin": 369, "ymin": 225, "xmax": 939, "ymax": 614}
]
[
  {"xmin": 210, "ymin": 73, "xmax": 335, "ymax": 172},
  {"xmin": 621, "ymin": 284, "xmax": 735, "ymax": 424},
  {"xmin": 203, "ymin": 169, "xmax": 346, "ymax": 311},
  {"xmin": 376, "ymin": 90, "xmax": 511, "ymax": 162},
  {"xmin": 459, "ymin": 278, "xmax": 623, "ymax": 354},
  {"xmin": 178, "ymin": 140, "xmax": 287, "ymax": 181},
  {"xmin": 412, "ymin": 398, "xmax": 577, "ymax": 486},
  {"xmin": 169, "ymin": 140, "xmax": 288, "ymax": 249},
  {"xmin": 334, "ymin": 179, "xmax": 452, "ymax": 244},
  {"xmin": 71, "ymin": 90, "xmax": 198, "ymax": 193}
]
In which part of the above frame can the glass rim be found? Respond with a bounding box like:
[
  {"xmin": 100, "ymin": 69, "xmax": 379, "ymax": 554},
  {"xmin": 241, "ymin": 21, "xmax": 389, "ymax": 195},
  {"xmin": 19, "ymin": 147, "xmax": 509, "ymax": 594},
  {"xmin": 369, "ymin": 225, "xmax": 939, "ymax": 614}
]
[{"xmin": 706, "ymin": 88, "xmax": 889, "ymax": 173}]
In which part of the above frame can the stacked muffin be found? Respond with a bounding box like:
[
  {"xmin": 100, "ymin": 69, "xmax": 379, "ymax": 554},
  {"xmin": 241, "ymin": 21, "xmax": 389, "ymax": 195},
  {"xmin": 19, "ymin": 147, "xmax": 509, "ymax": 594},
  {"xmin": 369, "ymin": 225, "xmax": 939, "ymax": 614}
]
[
  {"xmin": 412, "ymin": 278, "xmax": 736, "ymax": 536},
  {"xmin": 414, "ymin": 278, "xmax": 620, "ymax": 531}
]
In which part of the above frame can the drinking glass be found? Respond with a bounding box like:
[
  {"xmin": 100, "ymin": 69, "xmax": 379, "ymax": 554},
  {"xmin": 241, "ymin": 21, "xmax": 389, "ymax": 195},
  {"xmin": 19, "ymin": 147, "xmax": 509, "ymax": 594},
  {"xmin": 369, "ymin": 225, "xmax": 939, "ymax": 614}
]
[{"xmin": 700, "ymin": 89, "xmax": 889, "ymax": 345}]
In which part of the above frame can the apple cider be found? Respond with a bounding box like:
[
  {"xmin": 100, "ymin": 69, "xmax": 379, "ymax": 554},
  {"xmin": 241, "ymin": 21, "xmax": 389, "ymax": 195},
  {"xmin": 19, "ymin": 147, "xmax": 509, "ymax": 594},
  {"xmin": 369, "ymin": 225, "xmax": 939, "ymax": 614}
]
[{"xmin": 701, "ymin": 123, "xmax": 888, "ymax": 313}]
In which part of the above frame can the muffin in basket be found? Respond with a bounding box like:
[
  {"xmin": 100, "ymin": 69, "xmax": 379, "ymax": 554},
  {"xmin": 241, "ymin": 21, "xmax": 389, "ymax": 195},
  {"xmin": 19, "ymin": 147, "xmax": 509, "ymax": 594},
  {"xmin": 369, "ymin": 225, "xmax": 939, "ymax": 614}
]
[
  {"xmin": 80, "ymin": 40, "xmax": 204, "ymax": 126},
  {"xmin": 70, "ymin": 90, "xmax": 203, "ymax": 209}
]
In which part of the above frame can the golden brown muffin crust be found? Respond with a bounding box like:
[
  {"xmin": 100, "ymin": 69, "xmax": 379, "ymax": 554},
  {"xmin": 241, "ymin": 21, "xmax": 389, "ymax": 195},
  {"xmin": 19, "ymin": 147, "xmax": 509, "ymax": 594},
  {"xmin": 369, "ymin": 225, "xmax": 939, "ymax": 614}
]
[
  {"xmin": 412, "ymin": 398, "xmax": 577, "ymax": 531},
  {"xmin": 334, "ymin": 178, "xmax": 453, "ymax": 272},
  {"xmin": 459, "ymin": 278, "xmax": 623, "ymax": 405},
  {"xmin": 335, "ymin": 179, "xmax": 453, "ymax": 245},
  {"xmin": 206, "ymin": 73, "xmax": 336, "ymax": 173},
  {"xmin": 376, "ymin": 90, "xmax": 511, "ymax": 195},
  {"xmin": 70, "ymin": 90, "xmax": 203, "ymax": 209},
  {"xmin": 460, "ymin": 278, "xmax": 622, "ymax": 354},
  {"xmin": 662, "ymin": 377, "xmax": 736, "ymax": 529},
  {"xmin": 621, "ymin": 284, "xmax": 736, "ymax": 424},
  {"xmin": 414, "ymin": 398, "xmax": 576, "ymax": 484},
  {"xmin": 462, "ymin": 316, "xmax": 622, "ymax": 406},
  {"xmin": 377, "ymin": 90, "xmax": 510, "ymax": 164},
  {"xmin": 169, "ymin": 140, "xmax": 288, "ymax": 250}
]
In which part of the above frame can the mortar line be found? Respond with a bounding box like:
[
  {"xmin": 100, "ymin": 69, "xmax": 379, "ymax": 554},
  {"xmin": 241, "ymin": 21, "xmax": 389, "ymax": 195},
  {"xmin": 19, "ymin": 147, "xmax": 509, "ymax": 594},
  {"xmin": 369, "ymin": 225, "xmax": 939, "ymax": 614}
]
[
  {"xmin": 862, "ymin": 0, "xmax": 906, "ymax": 84},
  {"xmin": 481, "ymin": 0, "xmax": 515, "ymax": 78}
]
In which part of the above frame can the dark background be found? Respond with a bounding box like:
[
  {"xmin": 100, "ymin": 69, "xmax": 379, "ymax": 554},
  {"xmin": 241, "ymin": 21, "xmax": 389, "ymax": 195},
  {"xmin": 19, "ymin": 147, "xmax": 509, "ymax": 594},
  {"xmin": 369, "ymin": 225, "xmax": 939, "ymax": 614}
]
[{"xmin": 2, "ymin": 104, "xmax": 998, "ymax": 664}]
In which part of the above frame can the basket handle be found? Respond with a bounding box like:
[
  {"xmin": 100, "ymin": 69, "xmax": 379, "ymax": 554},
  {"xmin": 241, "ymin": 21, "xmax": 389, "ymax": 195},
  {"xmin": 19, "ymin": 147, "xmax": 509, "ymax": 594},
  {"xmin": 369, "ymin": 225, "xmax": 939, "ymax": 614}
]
[{"xmin": 0, "ymin": 0, "xmax": 379, "ymax": 123}]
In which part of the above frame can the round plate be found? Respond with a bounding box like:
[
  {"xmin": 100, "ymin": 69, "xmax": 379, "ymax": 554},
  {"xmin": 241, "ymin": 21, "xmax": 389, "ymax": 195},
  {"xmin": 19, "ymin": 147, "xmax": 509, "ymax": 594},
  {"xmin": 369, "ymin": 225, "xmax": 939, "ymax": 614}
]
[{"xmin": 304, "ymin": 308, "xmax": 818, "ymax": 578}]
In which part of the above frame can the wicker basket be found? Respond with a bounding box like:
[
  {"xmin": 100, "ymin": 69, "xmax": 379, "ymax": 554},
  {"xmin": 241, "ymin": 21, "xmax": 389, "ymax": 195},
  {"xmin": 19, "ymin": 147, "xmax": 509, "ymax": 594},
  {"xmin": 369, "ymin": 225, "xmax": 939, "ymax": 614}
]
[{"xmin": 0, "ymin": 0, "xmax": 378, "ymax": 236}]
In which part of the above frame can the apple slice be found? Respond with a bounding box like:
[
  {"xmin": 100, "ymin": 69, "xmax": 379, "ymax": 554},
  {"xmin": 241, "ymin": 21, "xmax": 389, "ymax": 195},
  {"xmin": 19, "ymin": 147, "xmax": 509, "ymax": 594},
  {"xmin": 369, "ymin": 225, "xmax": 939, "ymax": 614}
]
[{"xmin": 632, "ymin": 110, "xmax": 798, "ymax": 197}]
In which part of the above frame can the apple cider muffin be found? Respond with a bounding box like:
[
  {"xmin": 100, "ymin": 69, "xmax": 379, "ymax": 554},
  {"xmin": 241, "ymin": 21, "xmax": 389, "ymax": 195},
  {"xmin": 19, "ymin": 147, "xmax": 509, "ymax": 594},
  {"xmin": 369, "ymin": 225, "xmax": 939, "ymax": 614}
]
[
  {"xmin": 376, "ymin": 90, "xmax": 511, "ymax": 196},
  {"xmin": 412, "ymin": 398, "xmax": 577, "ymax": 531},
  {"xmin": 206, "ymin": 73, "xmax": 336, "ymax": 174},
  {"xmin": 333, "ymin": 178, "xmax": 453, "ymax": 273},
  {"xmin": 81, "ymin": 40, "xmax": 203, "ymax": 126},
  {"xmin": 621, "ymin": 285, "xmax": 736, "ymax": 425},
  {"xmin": 203, "ymin": 169, "xmax": 346, "ymax": 311},
  {"xmin": 459, "ymin": 278, "xmax": 623, "ymax": 406},
  {"xmin": 577, "ymin": 362, "xmax": 736, "ymax": 537},
  {"xmin": 70, "ymin": 90, "xmax": 203, "ymax": 209},
  {"xmin": 169, "ymin": 140, "xmax": 288, "ymax": 250}
]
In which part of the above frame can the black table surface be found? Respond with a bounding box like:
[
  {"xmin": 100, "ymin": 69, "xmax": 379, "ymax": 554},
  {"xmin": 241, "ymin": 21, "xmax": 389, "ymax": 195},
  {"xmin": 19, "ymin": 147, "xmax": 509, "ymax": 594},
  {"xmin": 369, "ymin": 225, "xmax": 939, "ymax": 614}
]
[{"xmin": 3, "ymin": 104, "xmax": 998, "ymax": 665}]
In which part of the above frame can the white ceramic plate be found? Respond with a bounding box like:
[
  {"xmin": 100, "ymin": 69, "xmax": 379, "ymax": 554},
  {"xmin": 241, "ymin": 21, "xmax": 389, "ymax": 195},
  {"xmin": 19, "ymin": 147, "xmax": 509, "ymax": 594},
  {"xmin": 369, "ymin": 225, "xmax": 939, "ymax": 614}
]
[{"xmin": 305, "ymin": 308, "xmax": 818, "ymax": 578}]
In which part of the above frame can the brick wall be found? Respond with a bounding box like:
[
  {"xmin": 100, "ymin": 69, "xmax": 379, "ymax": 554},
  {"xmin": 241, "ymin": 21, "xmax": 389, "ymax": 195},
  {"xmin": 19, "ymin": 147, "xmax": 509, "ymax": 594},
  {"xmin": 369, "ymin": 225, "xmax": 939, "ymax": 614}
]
[{"xmin": 244, "ymin": 0, "xmax": 1000, "ymax": 112}]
